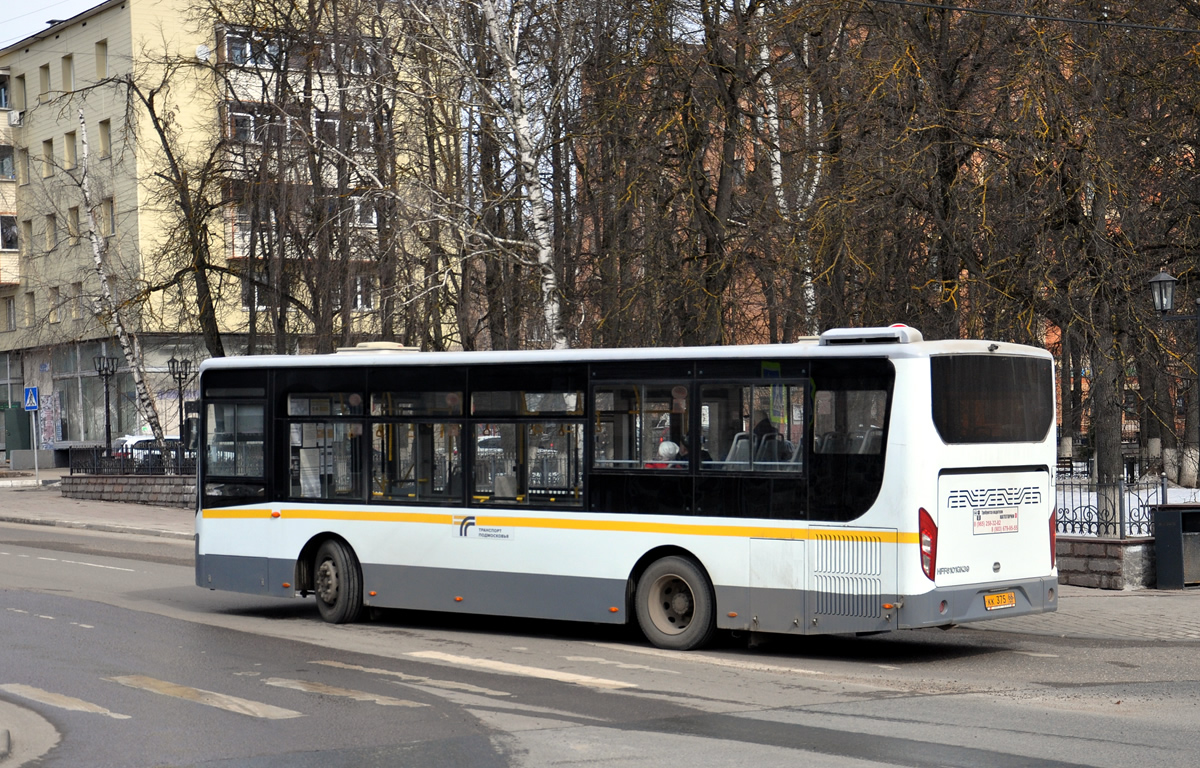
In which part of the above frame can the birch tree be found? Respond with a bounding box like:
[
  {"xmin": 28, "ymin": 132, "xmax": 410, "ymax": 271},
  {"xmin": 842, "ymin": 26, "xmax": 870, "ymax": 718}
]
[{"xmin": 77, "ymin": 110, "xmax": 168, "ymax": 450}]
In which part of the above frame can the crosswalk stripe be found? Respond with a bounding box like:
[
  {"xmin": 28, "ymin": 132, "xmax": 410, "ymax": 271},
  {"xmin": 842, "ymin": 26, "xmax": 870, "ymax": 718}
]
[
  {"xmin": 312, "ymin": 660, "xmax": 510, "ymax": 697},
  {"xmin": 262, "ymin": 678, "xmax": 426, "ymax": 707},
  {"xmin": 107, "ymin": 675, "xmax": 303, "ymax": 719},
  {"xmin": 405, "ymin": 651, "xmax": 636, "ymax": 690},
  {"xmin": 0, "ymin": 683, "xmax": 130, "ymax": 720}
]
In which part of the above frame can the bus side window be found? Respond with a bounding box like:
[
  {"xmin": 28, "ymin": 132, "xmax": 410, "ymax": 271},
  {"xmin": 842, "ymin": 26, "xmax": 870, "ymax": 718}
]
[
  {"xmin": 700, "ymin": 383, "xmax": 803, "ymax": 472},
  {"xmin": 591, "ymin": 384, "xmax": 688, "ymax": 471},
  {"xmin": 371, "ymin": 422, "xmax": 461, "ymax": 503},
  {"xmin": 471, "ymin": 422, "xmax": 582, "ymax": 506}
]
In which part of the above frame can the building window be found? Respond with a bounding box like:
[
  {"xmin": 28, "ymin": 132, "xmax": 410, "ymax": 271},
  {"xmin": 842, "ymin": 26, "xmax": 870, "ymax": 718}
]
[
  {"xmin": 1, "ymin": 297, "xmax": 15, "ymax": 332},
  {"xmin": 98, "ymin": 119, "xmax": 111, "ymax": 158},
  {"xmin": 19, "ymin": 220, "xmax": 32, "ymax": 256},
  {"xmin": 352, "ymin": 276, "xmax": 374, "ymax": 310},
  {"xmin": 240, "ymin": 268, "xmax": 273, "ymax": 311},
  {"xmin": 42, "ymin": 139, "xmax": 54, "ymax": 177},
  {"xmin": 64, "ymin": 131, "xmax": 77, "ymax": 170},
  {"xmin": 0, "ymin": 146, "xmax": 13, "ymax": 180},
  {"xmin": 49, "ymin": 287, "xmax": 60, "ymax": 323},
  {"xmin": 61, "ymin": 55, "xmax": 75, "ymax": 92},
  {"xmin": 95, "ymin": 40, "xmax": 108, "ymax": 79},
  {"xmin": 353, "ymin": 196, "xmax": 376, "ymax": 228},
  {"xmin": 38, "ymin": 64, "xmax": 50, "ymax": 101},
  {"xmin": 225, "ymin": 30, "xmax": 252, "ymax": 66},
  {"xmin": 100, "ymin": 198, "xmax": 115, "ymax": 237},
  {"xmin": 0, "ymin": 216, "xmax": 17, "ymax": 251},
  {"xmin": 71, "ymin": 282, "xmax": 83, "ymax": 319},
  {"xmin": 14, "ymin": 74, "xmax": 26, "ymax": 111},
  {"xmin": 45, "ymin": 214, "xmax": 57, "ymax": 250},
  {"xmin": 229, "ymin": 108, "xmax": 256, "ymax": 143},
  {"xmin": 68, "ymin": 207, "xmax": 80, "ymax": 243},
  {"xmin": 0, "ymin": 73, "xmax": 8, "ymax": 109}
]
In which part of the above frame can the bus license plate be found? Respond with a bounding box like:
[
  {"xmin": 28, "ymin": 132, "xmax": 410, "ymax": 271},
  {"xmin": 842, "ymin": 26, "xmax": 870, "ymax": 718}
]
[{"xmin": 984, "ymin": 592, "xmax": 1016, "ymax": 611}]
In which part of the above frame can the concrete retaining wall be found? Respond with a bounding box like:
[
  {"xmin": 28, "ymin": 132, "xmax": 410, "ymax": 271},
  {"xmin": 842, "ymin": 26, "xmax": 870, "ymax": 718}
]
[
  {"xmin": 61, "ymin": 475, "xmax": 196, "ymax": 509},
  {"xmin": 1057, "ymin": 537, "xmax": 1155, "ymax": 589}
]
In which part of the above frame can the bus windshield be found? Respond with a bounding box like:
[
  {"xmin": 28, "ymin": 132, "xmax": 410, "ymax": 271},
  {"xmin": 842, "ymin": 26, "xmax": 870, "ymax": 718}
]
[{"xmin": 930, "ymin": 355, "xmax": 1053, "ymax": 444}]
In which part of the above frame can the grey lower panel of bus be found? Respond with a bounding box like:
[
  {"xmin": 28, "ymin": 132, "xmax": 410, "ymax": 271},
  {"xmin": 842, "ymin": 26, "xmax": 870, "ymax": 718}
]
[
  {"xmin": 196, "ymin": 553, "xmax": 1055, "ymax": 634},
  {"xmin": 360, "ymin": 562, "xmax": 630, "ymax": 624},
  {"xmin": 196, "ymin": 553, "xmax": 297, "ymax": 599}
]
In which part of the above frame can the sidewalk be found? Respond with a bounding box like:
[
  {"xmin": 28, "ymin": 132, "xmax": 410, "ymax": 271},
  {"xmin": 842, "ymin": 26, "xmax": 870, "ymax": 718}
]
[
  {"xmin": 0, "ymin": 470, "xmax": 192, "ymax": 540},
  {"xmin": 0, "ymin": 474, "xmax": 1198, "ymax": 642}
]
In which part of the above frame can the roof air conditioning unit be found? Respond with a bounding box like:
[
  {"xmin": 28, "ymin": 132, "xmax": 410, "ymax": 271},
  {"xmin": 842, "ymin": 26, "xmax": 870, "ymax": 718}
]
[{"xmin": 7, "ymin": 111, "xmax": 22, "ymax": 127}]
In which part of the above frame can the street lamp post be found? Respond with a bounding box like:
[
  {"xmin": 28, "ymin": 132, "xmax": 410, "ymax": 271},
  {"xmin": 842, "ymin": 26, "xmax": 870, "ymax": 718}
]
[
  {"xmin": 167, "ymin": 355, "xmax": 192, "ymax": 472},
  {"xmin": 93, "ymin": 355, "xmax": 118, "ymax": 457},
  {"xmin": 1149, "ymin": 270, "xmax": 1200, "ymax": 485}
]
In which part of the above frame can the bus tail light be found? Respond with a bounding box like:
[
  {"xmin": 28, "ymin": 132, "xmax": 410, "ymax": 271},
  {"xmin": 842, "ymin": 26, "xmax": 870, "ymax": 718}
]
[
  {"xmin": 919, "ymin": 507, "xmax": 937, "ymax": 581},
  {"xmin": 1049, "ymin": 509, "xmax": 1057, "ymax": 569}
]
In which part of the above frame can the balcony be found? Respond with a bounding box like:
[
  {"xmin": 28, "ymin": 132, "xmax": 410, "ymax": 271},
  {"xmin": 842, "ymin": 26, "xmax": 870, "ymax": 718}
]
[{"xmin": 0, "ymin": 249, "xmax": 17, "ymax": 286}]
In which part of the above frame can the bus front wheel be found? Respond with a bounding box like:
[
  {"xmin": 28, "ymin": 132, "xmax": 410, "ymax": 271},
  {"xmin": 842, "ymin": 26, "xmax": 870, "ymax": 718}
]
[
  {"xmin": 314, "ymin": 540, "xmax": 363, "ymax": 624},
  {"xmin": 635, "ymin": 556, "xmax": 715, "ymax": 651}
]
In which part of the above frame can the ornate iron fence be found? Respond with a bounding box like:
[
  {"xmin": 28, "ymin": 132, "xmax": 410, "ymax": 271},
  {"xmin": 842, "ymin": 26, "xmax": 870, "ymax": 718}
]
[
  {"xmin": 1055, "ymin": 476, "xmax": 1168, "ymax": 538},
  {"xmin": 69, "ymin": 447, "xmax": 196, "ymax": 476}
]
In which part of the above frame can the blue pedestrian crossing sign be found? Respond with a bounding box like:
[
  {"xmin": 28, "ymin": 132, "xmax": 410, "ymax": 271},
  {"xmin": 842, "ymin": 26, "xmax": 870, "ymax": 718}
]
[{"xmin": 24, "ymin": 387, "xmax": 39, "ymax": 411}]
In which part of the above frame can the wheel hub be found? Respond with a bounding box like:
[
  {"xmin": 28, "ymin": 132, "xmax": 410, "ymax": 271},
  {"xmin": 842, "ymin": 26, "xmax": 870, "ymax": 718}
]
[
  {"xmin": 670, "ymin": 590, "xmax": 692, "ymax": 616},
  {"xmin": 316, "ymin": 560, "xmax": 339, "ymax": 604}
]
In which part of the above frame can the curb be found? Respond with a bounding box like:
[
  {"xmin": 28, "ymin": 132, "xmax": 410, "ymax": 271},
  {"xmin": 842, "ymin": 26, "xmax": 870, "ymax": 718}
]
[{"xmin": 0, "ymin": 516, "xmax": 192, "ymax": 541}]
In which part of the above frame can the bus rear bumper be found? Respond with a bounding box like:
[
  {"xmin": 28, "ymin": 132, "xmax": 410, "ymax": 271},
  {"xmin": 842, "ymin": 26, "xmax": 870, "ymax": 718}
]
[{"xmin": 898, "ymin": 576, "xmax": 1058, "ymax": 629}]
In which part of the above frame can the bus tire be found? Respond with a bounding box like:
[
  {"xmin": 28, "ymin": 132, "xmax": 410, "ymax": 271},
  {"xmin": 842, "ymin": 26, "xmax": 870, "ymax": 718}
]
[
  {"xmin": 314, "ymin": 540, "xmax": 363, "ymax": 624},
  {"xmin": 635, "ymin": 556, "xmax": 715, "ymax": 651}
]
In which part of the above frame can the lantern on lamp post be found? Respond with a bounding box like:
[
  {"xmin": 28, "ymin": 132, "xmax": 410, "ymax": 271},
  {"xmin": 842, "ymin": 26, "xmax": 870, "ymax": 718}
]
[{"xmin": 93, "ymin": 355, "xmax": 118, "ymax": 456}]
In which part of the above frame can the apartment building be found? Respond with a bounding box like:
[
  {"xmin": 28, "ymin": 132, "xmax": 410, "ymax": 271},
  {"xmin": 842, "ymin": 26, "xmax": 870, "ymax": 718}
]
[
  {"xmin": 0, "ymin": 0, "xmax": 217, "ymax": 458},
  {"xmin": 0, "ymin": 0, "xmax": 441, "ymax": 462}
]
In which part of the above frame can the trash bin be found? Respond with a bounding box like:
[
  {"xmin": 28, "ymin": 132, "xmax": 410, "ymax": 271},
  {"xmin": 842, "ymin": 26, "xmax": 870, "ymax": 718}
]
[{"xmin": 1154, "ymin": 505, "xmax": 1200, "ymax": 589}]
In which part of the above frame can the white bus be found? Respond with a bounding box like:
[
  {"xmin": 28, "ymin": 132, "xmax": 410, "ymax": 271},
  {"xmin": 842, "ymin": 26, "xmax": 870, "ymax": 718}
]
[{"xmin": 195, "ymin": 325, "xmax": 1058, "ymax": 650}]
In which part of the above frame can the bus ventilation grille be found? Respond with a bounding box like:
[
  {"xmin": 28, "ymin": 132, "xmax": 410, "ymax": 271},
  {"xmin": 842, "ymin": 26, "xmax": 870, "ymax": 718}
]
[{"xmin": 813, "ymin": 533, "xmax": 883, "ymax": 619}]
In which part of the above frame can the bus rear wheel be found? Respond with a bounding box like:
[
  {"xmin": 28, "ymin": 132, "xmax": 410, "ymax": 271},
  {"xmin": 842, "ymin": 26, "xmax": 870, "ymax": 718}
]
[
  {"xmin": 635, "ymin": 556, "xmax": 715, "ymax": 650},
  {"xmin": 314, "ymin": 540, "xmax": 363, "ymax": 624}
]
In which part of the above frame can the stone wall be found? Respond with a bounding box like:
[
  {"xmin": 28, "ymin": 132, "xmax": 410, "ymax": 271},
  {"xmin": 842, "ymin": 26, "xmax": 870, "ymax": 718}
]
[
  {"xmin": 61, "ymin": 475, "xmax": 197, "ymax": 509},
  {"xmin": 1057, "ymin": 537, "xmax": 1155, "ymax": 589}
]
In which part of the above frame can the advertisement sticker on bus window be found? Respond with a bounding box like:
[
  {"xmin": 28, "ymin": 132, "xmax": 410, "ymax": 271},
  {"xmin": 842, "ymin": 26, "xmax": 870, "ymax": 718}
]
[{"xmin": 973, "ymin": 507, "xmax": 1019, "ymax": 535}]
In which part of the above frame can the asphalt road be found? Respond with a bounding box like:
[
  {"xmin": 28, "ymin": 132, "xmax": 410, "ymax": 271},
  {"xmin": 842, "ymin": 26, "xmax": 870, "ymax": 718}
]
[{"xmin": 2, "ymin": 521, "xmax": 1198, "ymax": 767}]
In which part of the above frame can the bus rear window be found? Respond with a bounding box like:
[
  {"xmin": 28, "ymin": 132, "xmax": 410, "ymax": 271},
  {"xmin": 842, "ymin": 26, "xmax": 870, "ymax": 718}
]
[{"xmin": 931, "ymin": 355, "xmax": 1053, "ymax": 444}]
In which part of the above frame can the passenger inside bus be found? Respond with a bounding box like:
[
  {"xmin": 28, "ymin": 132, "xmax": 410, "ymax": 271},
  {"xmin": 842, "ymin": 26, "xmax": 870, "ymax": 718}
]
[{"xmin": 646, "ymin": 440, "xmax": 684, "ymax": 469}]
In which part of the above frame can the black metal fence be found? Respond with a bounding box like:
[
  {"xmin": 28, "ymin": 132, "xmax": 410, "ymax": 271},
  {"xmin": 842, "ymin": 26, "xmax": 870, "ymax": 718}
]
[
  {"xmin": 69, "ymin": 447, "xmax": 196, "ymax": 476},
  {"xmin": 1055, "ymin": 476, "xmax": 1168, "ymax": 538}
]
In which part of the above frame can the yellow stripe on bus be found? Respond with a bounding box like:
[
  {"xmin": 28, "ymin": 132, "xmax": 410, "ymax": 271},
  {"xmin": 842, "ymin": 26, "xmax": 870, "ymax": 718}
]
[{"xmin": 201, "ymin": 508, "xmax": 919, "ymax": 544}]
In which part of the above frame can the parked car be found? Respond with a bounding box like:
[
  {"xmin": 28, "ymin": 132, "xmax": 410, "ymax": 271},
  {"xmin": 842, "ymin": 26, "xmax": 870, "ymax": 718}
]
[{"xmin": 111, "ymin": 435, "xmax": 189, "ymax": 463}]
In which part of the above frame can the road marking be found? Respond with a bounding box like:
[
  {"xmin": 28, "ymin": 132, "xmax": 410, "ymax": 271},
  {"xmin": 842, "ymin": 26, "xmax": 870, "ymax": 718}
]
[
  {"xmin": 262, "ymin": 678, "xmax": 426, "ymax": 707},
  {"xmin": 406, "ymin": 651, "xmax": 636, "ymax": 690},
  {"xmin": 60, "ymin": 559, "xmax": 136, "ymax": 572},
  {"xmin": 1013, "ymin": 651, "xmax": 1059, "ymax": 658},
  {"xmin": 592, "ymin": 642, "xmax": 825, "ymax": 676},
  {"xmin": 562, "ymin": 656, "xmax": 680, "ymax": 674},
  {"xmin": 108, "ymin": 675, "xmax": 303, "ymax": 719},
  {"xmin": 312, "ymin": 660, "xmax": 510, "ymax": 696},
  {"xmin": 37, "ymin": 615, "xmax": 54, "ymax": 620},
  {"xmin": 70, "ymin": 622, "xmax": 94, "ymax": 629},
  {"xmin": 0, "ymin": 683, "xmax": 130, "ymax": 720},
  {"xmin": 24, "ymin": 554, "xmax": 135, "ymax": 572},
  {"xmin": 5, "ymin": 609, "xmax": 28, "ymax": 614}
]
